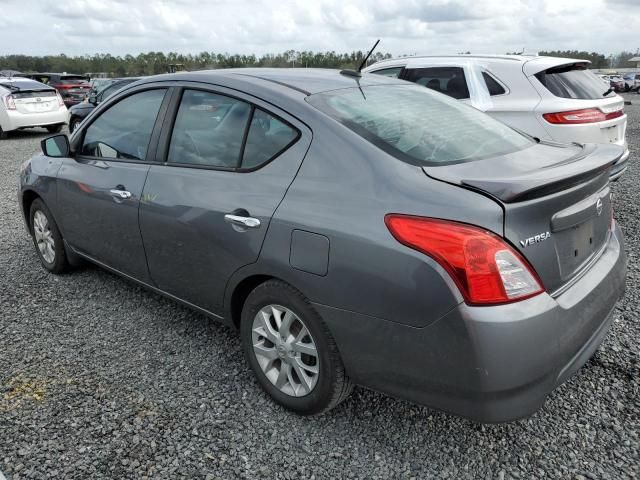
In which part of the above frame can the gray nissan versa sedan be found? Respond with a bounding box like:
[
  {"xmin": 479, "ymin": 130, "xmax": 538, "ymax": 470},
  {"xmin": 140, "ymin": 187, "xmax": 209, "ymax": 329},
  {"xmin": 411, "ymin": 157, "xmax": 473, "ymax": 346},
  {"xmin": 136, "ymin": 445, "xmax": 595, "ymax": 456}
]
[{"xmin": 18, "ymin": 69, "xmax": 627, "ymax": 422}]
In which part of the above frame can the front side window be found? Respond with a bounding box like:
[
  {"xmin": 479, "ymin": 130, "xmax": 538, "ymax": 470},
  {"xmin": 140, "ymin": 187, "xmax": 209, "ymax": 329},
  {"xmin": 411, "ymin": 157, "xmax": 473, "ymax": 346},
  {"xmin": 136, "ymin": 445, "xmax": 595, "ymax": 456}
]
[
  {"xmin": 307, "ymin": 84, "xmax": 533, "ymax": 166},
  {"xmin": 242, "ymin": 109, "xmax": 299, "ymax": 169},
  {"xmin": 168, "ymin": 90, "xmax": 251, "ymax": 168},
  {"xmin": 404, "ymin": 67, "xmax": 470, "ymax": 99},
  {"xmin": 81, "ymin": 89, "xmax": 166, "ymax": 160},
  {"xmin": 370, "ymin": 67, "xmax": 403, "ymax": 78}
]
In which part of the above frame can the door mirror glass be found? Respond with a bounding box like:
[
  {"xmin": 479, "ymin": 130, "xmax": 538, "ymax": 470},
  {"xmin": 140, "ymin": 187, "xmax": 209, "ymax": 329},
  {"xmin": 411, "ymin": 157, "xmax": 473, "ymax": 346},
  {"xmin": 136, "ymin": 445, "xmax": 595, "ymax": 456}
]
[{"xmin": 41, "ymin": 134, "xmax": 70, "ymax": 157}]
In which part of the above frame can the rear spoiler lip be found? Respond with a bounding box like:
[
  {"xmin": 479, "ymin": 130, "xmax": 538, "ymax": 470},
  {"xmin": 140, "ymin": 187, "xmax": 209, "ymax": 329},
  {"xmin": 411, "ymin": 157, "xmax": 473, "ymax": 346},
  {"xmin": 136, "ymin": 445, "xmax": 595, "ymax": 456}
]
[{"xmin": 423, "ymin": 143, "xmax": 624, "ymax": 203}]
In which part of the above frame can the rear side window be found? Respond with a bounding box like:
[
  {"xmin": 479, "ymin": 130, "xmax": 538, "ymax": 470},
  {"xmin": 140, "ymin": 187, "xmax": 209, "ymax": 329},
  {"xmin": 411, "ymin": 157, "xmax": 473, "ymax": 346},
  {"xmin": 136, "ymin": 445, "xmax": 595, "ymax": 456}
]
[
  {"xmin": 482, "ymin": 72, "xmax": 506, "ymax": 96},
  {"xmin": 404, "ymin": 67, "xmax": 470, "ymax": 99},
  {"xmin": 370, "ymin": 67, "xmax": 403, "ymax": 78},
  {"xmin": 168, "ymin": 90, "xmax": 251, "ymax": 168},
  {"xmin": 242, "ymin": 109, "xmax": 299, "ymax": 169},
  {"xmin": 535, "ymin": 64, "xmax": 613, "ymax": 99},
  {"xmin": 308, "ymin": 84, "xmax": 532, "ymax": 166},
  {"xmin": 81, "ymin": 89, "xmax": 166, "ymax": 160}
]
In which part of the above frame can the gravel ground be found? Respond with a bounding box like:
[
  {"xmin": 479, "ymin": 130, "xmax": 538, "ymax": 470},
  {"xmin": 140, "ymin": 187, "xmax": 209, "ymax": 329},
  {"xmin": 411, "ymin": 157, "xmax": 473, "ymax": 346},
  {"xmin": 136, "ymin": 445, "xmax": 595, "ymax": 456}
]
[{"xmin": 1, "ymin": 94, "xmax": 639, "ymax": 480}]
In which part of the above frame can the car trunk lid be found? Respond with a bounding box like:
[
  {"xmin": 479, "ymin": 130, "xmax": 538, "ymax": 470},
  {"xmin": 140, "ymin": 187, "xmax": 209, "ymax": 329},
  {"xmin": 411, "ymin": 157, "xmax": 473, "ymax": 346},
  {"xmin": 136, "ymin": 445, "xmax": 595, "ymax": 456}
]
[
  {"xmin": 423, "ymin": 142, "xmax": 622, "ymax": 293},
  {"xmin": 12, "ymin": 90, "xmax": 59, "ymax": 114}
]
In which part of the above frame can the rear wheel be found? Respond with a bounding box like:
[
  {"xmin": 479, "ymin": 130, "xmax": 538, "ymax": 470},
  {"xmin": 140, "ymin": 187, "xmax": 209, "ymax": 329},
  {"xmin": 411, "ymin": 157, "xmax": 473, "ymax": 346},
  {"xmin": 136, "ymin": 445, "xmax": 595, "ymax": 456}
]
[
  {"xmin": 29, "ymin": 198, "xmax": 69, "ymax": 274},
  {"xmin": 46, "ymin": 124, "xmax": 63, "ymax": 134},
  {"xmin": 241, "ymin": 280, "xmax": 352, "ymax": 415},
  {"xmin": 0, "ymin": 126, "xmax": 8, "ymax": 140}
]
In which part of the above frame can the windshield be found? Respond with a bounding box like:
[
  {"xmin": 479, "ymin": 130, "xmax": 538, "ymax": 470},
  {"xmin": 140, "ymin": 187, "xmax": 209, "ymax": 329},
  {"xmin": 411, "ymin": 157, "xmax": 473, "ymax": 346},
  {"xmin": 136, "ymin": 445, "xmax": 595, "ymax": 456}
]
[{"xmin": 307, "ymin": 84, "xmax": 533, "ymax": 166}]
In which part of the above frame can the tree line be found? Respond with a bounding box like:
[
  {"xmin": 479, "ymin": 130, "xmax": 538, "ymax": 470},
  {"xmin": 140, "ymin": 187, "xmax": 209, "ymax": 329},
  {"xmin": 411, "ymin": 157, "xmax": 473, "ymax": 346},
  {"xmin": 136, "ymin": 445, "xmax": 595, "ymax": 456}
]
[
  {"xmin": 1, "ymin": 49, "xmax": 637, "ymax": 77},
  {"xmin": 0, "ymin": 50, "xmax": 393, "ymax": 76}
]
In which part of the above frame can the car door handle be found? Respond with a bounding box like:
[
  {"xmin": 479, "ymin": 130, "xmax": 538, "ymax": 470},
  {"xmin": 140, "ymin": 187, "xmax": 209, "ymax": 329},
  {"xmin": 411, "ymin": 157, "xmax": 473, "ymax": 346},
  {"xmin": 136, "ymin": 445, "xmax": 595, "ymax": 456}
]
[
  {"xmin": 224, "ymin": 214, "xmax": 261, "ymax": 229},
  {"xmin": 109, "ymin": 188, "xmax": 132, "ymax": 200}
]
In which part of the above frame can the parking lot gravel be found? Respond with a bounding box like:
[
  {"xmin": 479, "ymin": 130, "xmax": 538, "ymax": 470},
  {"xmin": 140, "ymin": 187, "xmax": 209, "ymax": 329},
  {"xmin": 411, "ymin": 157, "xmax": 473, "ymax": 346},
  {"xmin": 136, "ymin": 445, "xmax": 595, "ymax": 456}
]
[{"xmin": 1, "ymin": 94, "xmax": 639, "ymax": 480}]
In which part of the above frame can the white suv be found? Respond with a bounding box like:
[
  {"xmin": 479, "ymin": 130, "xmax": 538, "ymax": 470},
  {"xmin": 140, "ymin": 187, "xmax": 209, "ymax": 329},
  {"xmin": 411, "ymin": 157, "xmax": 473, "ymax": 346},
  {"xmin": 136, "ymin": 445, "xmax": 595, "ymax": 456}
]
[
  {"xmin": 363, "ymin": 55, "xmax": 629, "ymax": 179},
  {"xmin": 0, "ymin": 77, "xmax": 69, "ymax": 139}
]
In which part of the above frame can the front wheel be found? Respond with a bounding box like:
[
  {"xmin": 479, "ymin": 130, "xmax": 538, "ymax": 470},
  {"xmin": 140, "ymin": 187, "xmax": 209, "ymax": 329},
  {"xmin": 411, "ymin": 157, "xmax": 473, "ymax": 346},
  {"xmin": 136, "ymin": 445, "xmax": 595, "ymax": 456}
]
[
  {"xmin": 241, "ymin": 280, "xmax": 353, "ymax": 415},
  {"xmin": 69, "ymin": 117, "xmax": 81, "ymax": 133},
  {"xmin": 0, "ymin": 126, "xmax": 8, "ymax": 140},
  {"xmin": 29, "ymin": 198, "xmax": 69, "ymax": 274},
  {"xmin": 46, "ymin": 124, "xmax": 63, "ymax": 134}
]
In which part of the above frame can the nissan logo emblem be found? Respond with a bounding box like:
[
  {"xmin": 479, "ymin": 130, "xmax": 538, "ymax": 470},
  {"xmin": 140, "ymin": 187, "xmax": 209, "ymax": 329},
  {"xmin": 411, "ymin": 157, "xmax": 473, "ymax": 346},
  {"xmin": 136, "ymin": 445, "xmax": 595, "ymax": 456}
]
[{"xmin": 596, "ymin": 198, "xmax": 603, "ymax": 216}]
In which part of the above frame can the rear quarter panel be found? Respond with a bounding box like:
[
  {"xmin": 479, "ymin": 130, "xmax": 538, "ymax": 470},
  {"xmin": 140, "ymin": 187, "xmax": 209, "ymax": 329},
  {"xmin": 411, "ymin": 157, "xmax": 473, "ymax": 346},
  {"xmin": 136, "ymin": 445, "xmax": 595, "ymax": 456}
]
[{"xmin": 234, "ymin": 111, "xmax": 505, "ymax": 328}]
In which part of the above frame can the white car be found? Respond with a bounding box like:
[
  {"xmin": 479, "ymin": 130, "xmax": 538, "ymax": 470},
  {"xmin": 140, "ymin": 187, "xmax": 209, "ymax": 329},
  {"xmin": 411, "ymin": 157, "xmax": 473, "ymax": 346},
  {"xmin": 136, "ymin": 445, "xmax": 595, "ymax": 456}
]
[
  {"xmin": 0, "ymin": 77, "xmax": 69, "ymax": 139},
  {"xmin": 363, "ymin": 55, "xmax": 629, "ymax": 179}
]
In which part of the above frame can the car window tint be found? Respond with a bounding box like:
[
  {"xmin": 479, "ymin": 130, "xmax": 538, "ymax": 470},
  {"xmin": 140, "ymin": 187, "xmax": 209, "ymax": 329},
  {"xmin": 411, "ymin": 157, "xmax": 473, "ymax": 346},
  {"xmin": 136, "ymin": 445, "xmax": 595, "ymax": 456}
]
[
  {"xmin": 370, "ymin": 67, "xmax": 403, "ymax": 78},
  {"xmin": 308, "ymin": 84, "xmax": 533, "ymax": 166},
  {"xmin": 482, "ymin": 72, "xmax": 506, "ymax": 96},
  {"xmin": 168, "ymin": 90, "xmax": 251, "ymax": 168},
  {"xmin": 242, "ymin": 109, "xmax": 298, "ymax": 169},
  {"xmin": 535, "ymin": 65, "xmax": 613, "ymax": 99},
  {"xmin": 404, "ymin": 67, "xmax": 470, "ymax": 99},
  {"xmin": 80, "ymin": 89, "xmax": 166, "ymax": 161}
]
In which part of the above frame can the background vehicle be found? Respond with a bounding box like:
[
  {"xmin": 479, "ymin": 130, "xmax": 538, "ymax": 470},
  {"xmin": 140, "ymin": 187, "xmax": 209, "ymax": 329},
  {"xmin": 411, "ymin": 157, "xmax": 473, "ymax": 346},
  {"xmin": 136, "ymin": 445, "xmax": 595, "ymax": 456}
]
[
  {"xmin": 608, "ymin": 75, "xmax": 625, "ymax": 92},
  {"xmin": 68, "ymin": 77, "xmax": 141, "ymax": 132},
  {"xmin": 0, "ymin": 77, "xmax": 68, "ymax": 138},
  {"xmin": 364, "ymin": 55, "xmax": 629, "ymax": 179},
  {"xmin": 26, "ymin": 73, "xmax": 91, "ymax": 107},
  {"xmin": 622, "ymin": 73, "xmax": 637, "ymax": 92},
  {"xmin": 19, "ymin": 70, "xmax": 626, "ymax": 422}
]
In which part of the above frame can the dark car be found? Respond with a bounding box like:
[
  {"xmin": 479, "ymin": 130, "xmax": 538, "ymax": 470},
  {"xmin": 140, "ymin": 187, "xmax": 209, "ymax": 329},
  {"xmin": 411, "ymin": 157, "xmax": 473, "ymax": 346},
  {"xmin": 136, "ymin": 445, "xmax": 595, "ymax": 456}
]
[
  {"xmin": 68, "ymin": 78, "xmax": 141, "ymax": 132},
  {"xmin": 18, "ymin": 69, "xmax": 626, "ymax": 422},
  {"xmin": 26, "ymin": 73, "xmax": 91, "ymax": 107}
]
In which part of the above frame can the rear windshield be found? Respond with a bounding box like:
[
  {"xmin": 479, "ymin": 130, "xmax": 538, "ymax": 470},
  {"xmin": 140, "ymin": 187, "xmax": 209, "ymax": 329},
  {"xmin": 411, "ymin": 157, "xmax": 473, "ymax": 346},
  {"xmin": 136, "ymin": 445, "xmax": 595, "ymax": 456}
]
[
  {"xmin": 535, "ymin": 64, "xmax": 614, "ymax": 99},
  {"xmin": 0, "ymin": 79, "xmax": 53, "ymax": 92},
  {"xmin": 60, "ymin": 76, "xmax": 88, "ymax": 83},
  {"xmin": 307, "ymin": 84, "xmax": 533, "ymax": 166}
]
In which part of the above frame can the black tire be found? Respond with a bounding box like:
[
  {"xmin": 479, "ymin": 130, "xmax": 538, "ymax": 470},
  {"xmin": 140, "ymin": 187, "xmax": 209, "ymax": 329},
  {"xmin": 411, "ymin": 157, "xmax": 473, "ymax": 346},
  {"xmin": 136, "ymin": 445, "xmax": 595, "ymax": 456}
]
[
  {"xmin": 241, "ymin": 280, "xmax": 353, "ymax": 415},
  {"xmin": 46, "ymin": 124, "xmax": 63, "ymax": 134},
  {"xmin": 625, "ymin": 84, "xmax": 630, "ymax": 92},
  {"xmin": 29, "ymin": 198, "xmax": 69, "ymax": 274},
  {"xmin": 0, "ymin": 126, "xmax": 8, "ymax": 140},
  {"xmin": 69, "ymin": 117, "xmax": 81, "ymax": 133}
]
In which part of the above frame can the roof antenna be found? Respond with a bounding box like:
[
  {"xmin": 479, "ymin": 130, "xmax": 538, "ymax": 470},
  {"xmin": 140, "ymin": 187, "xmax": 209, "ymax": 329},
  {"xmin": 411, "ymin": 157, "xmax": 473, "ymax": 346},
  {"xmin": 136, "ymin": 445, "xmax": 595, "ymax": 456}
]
[{"xmin": 341, "ymin": 39, "xmax": 380, "ymax": 77}]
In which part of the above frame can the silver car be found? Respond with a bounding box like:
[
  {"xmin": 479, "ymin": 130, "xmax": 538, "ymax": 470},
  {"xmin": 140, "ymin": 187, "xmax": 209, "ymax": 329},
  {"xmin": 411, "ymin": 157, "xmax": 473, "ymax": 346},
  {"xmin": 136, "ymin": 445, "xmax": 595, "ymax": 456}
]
[{"xmin": 19, "ymin": 69, "xmax": 626, "ymax": 422}]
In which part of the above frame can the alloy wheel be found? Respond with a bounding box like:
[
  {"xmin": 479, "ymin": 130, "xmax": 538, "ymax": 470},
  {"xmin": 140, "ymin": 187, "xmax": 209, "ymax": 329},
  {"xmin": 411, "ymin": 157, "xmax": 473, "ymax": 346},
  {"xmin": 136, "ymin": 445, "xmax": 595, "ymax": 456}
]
[
  {"xmin": 251, "ymin": 304, "xmax": 319, "ymax": 397},
  {"xmin": 33, "ymin": 210, "xmax": 55, "ymax": 263}
]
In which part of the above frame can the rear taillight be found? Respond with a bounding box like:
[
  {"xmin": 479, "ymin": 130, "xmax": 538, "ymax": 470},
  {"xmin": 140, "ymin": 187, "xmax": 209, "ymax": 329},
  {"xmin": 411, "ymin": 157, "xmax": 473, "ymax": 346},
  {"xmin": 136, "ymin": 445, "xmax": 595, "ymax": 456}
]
[
  {"xmin": 543, "ymin": 108, "xmax": 624, "ymax": 124},
  {"xmin": 385, "ymin": 215, "xmax": 544, "ymax": 305},
  {"xmin": 3, "ymin": 95, "xmax": 16, "ymax": 110},
  {"xmin": 56, "ymin": 92, "xmax": 65, "ymax": 107}
]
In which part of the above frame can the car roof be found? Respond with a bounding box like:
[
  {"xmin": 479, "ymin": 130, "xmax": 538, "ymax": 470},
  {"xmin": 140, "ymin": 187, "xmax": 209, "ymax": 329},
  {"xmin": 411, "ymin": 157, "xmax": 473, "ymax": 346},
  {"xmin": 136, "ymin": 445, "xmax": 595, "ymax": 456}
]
[
  {"xmin": 365, "ymin": 54, "xmax": 592, "ymax": 76},
  {"xmin": 143, "ymin": 68, "xmax": 402, "ymax": 96}
]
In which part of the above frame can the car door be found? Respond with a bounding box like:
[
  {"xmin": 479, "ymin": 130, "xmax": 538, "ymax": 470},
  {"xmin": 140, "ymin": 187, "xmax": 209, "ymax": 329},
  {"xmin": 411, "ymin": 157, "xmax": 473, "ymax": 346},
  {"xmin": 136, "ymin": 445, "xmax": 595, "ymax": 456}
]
[
  {"xmin": 139, "ymin": 86, "xmax": 311, "ymax": 315},
  {"xmin": 57, "ymin": 86, "xmax": 171, "ymax": 281}
]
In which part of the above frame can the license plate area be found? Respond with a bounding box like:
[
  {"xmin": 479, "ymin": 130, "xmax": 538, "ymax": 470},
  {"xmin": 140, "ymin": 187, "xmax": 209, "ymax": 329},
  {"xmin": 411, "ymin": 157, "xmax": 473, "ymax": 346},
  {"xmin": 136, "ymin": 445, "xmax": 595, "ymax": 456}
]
[{"xmin": 552, "ymin": 188, "xmax": 611, "ymax": 281}]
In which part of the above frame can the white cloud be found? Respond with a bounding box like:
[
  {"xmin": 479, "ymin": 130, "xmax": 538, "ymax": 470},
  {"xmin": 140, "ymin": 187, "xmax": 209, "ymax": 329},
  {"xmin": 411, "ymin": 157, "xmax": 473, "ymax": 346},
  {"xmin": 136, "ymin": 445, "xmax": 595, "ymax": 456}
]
[{"xmin": 0, "ymin": 0, "xmax": 638, "ymax": 57}]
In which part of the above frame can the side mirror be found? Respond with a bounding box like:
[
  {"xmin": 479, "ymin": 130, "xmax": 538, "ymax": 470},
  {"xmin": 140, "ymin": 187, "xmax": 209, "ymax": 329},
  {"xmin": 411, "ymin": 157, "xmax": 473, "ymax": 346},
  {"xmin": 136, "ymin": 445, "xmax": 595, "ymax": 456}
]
[
  {"xmin": 88, "ymin": 93, "xmax": 98, "ymax": 105},
  {"xmin": 41, "ymin": 134, "xmax": 70, "ymax": 158}
]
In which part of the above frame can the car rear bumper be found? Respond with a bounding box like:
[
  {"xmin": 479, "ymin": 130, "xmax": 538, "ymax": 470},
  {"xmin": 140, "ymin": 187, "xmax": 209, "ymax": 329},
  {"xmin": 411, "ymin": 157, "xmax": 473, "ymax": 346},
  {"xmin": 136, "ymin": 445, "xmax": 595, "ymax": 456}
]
[
  {"xmin": 3, "ymin": 108, "xmax": 69, "ymax": 131},
  {"xmin": 316, "ymin": 224, "xmax": 626, "ymax": 422}
]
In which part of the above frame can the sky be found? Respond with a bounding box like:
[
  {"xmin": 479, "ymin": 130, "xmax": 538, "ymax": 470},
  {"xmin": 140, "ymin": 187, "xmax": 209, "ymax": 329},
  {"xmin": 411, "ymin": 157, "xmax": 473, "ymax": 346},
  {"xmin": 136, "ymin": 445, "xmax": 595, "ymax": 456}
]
[{"xmin": 0, "ymin": 0, "xmax": 638, "ymax": 57}]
